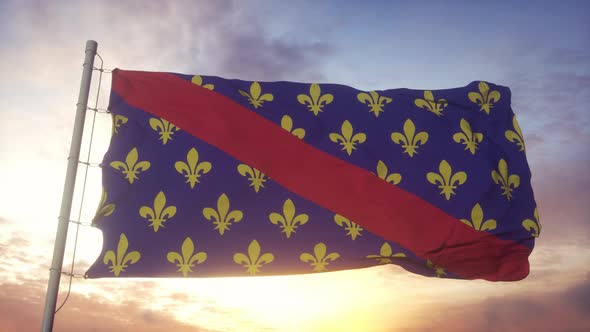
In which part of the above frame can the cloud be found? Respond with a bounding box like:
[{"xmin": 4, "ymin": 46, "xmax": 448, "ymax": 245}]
[
  {"xmin": 0, "ymin": 231, "xmax": 36, "ymax": 274},
  {"xmin": 0, "ymin": 0, "xmax": 335, "ymax": 169},
  {"xmin": 402, "ymin": 277, "xmax": 590, "ymax": 332},
  {"xmin": 207, "ymin": 25, "xmax": 332, "ymax": 81},
  {"xmin": 499, "ymin": 47, "xmax": 590, "ymax": 153},
  {"xmin": 0, "ymin": 1, "xmax": 333, "ymax": 84},
  {"xmin": 0, "ymin": 281, "xmax": 214, "ymax": 332},
  {"xmin": 544, "ymin": 48, "xmax": 590, "ymax": 69},
  {"xmin": 0, "ymin": 2, "xmax": 589, "ymax": 332},
  {"xmin": 97, "ymin": 0, "xmax": 333, "ymax": 81},
  {"xmin": 564, "ymin": 277, "xmax": 590, "ymax": 314},
  {"xmin": 528, "ymin": 160, "xmax": 590, "ymax": 244}
]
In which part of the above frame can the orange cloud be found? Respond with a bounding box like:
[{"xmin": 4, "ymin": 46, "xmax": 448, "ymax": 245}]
[{"xmin": 0, "ymin": 281, "xmax": 211, "ymax": 332}]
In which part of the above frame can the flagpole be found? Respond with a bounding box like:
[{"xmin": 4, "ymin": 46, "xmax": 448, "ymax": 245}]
[{"xmin": 41, "ymin": 40, "xmax": 98, "ymax": 332}]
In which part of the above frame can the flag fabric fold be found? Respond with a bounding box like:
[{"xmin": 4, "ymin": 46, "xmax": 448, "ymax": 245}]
[{"xmin": 86, "ymin": 69, "xmax": 539, "ymax": 281}]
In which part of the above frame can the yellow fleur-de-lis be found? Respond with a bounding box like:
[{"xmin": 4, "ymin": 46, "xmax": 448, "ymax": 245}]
[
  {"xmin": 468, "ymin": 81, "xmax": 501, "ymax": 114},
  {"xmin": 269, "ymin": 199, "xmax": 309, "ymax": 238},
  {"xmin": 491, "ymin": 159, "xmax": 520, "ymax": 201},
  {"xmin": 202, "ymin": 193, "xmax": 243, "ymax": 235},
  {"xmin": 427, "ymin": 260, "xmax": 446, "ymax": 278},
  {"xmin": 505, "ymin": 115, "xmax": 526, "ymax": 152},
  {"xmin": 460, "ymin": 203, "xmax": 497, "ymax": 231},
  {"xmin": 522, "ymin": 207, "xmax": 541, "ymax": 237},
  {"xmin": 300, "ymin": 243, "xmax": 340, "ymax": 272},
  {"xmin": 149, "ymin": 118, "xmax": 180, "ymax": 145},
  {"xmin": 297, "ymin": 83, "xmax": 333, "ymax": 116},
  {"xmin": 453, "ymin": 118, "xmax": 483, "ymax": 154},
  {"xmin": 366, "ymin": 243, "xmax": 406, "ymax": 264},
  {"xmin": 94, "ymin": 187, "xmax": 115, "ymax": 221},
  {"xmin": 391, "ymin": 119, "xmax": 429, "ymax": 157},
  {"xmin": 139, "ymin": 191, "xmax": 177, "ymax": 232},
  {"xmin": 329, "ymin": 120, "xmax": 366, "ymax": 155},
  {"xmin": 427, "ymin": 160, "xmax": 467, "ymax": 200},
  {"xmin": 333, "ymin": 214, "xmax": 363, "ymax": 240},
  {"xmin": 110, "ymin": 147, "xmax": 151, "ymax": 184},
  {"xmin": 191, "ymin": 75, "xmax": 214, "ymax": 90},
  {"xmin": 414, "ymin": 91, "xmax": 448, "ymax": 116},
  {"xmin": 112, "ymin": 114, "xmax": 128, "ymax": 134},
  {"xmin": 281, "ymin": 115, "xmax": 305, "ymax": 139},
  {"xmin": 357, "ymin": 91, "xmax": 392, "ymax": 117},
  {"xmin": 103, "ymin": 233, "xmax": 140, "ymax": 277},
  {"xmin": 239, "ymin": 81, "xmax": 273, "ymax": 109},
  {"xmin": 233, "ymin": 240, "xmax": 274, "ymax": 275},
  {"xmin": 237, "ymin": 164, "xmax": 268, "ymax": 193},
  {"xmin": 166, "ymin": 237, "xmax": 207, "ymax": 277},
  {"xmin": 175, "ymin": 147, "xmax": 212, "ymax": 189},
  {"xmin": 376, "ymin": 160, "xmax": 402, "ymax": 185}
]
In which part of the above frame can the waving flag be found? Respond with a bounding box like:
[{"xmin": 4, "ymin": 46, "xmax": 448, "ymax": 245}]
[{"xmin": 86, "ymin": 69, "xmax": 539, "ymax": 281}]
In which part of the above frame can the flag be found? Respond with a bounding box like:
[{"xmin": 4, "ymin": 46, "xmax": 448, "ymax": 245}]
[{"xmin": 86, "ymin": 69, "xmax": 539, "ymax": 281}]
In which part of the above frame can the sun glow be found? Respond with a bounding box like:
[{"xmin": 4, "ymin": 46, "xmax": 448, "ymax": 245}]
[{"xmin": 147, "ymin": 269, "xmax": 405, "ymax": 331}]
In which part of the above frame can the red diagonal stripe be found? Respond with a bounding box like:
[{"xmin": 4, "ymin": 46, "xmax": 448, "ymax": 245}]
[{"xmin": 112, "ymin": 69, "xmax": 531, "ymax": 281}]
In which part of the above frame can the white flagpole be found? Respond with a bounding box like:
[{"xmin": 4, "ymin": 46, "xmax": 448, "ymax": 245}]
[{"xmin": 41, "ymin": 40, "xmax": 98, "ymax": 332}]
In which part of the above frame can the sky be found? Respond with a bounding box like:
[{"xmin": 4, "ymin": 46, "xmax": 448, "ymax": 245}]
[{"xmin": 0, "ymin": 0, "xmax": 589, "ymax": 331}]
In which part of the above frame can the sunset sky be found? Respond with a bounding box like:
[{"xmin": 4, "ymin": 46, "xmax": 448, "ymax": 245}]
[{"xmin": 1, "ymin": 0, "xmax": 589, "ymax": 331}]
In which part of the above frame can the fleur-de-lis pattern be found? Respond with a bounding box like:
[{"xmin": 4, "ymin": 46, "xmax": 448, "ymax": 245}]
[
  {"xmin": 139, "ymin": 191, "xmax": 177, "ymax": 232},
  {"xmin": 88, "ymin": 76, "xmax": 537, "ymax": 280},
  {"xmin": 110, "ymin": 147, "xmax": 151, "ymax": 184},
  {"xmin": 329, "ymin": 120, "xmax": 366, "ymax": 155},
  {"xmin": 191, "ymin": 75, "xmax": 214, "ymax": 90},
  {"xmin": 202, "ymin": 193, "xmax": 243, "ymax": 235},
  {"xmin": 427, "ymin": 160, "xmax": 468, "ymax": 200},
  {"xmin": 366, "ymin": 243, "xmax": 406, "ymax": 264},
  {"xmin": 175, "ymin": 147, "xmax": 212, "ymax": 188},
  {"xmin": 300, "ymin": 243, "xmax": 340, "ymax": 272},
  {"xmin": 149, "ymin": 118, "xmax": 180, "ymax": 145},
  {"xmin": 167, "ymin": 237, "xmax": 207, "ymax": 277},
  {"xmin": 94, "ymin": 187, "xmax": 116, "ymax": 221},
  {"xmin": 239, "ymin": 81, "xmax": 273, "ymax": 109},
  {"xmin": 505, "ymin": 115, "xmax": 526, "ymax": 152},
  {"xmin": 491, "ymin": 159, "xmax": 520, "ymax": 201},
  {"xmin": 522, "ymin": 207, "xmax": 541, "ymax": 237},
  {"xmin": 237, "ymin": 164, "xmax": 268, "ymax": 192},
  {"xmin": 103, "ymin": 233, "xmax": 140, "ymax": 277},
  {"xmin": 391, "ymin": 119, "xmax": 428, "ymax": 157},
  {"xmin": 333, "ymin": 214, "xmax": 363, "ymax": 240},
  {"xmin": 453, "ymin": 118, "xmax": 483, "ymax": 154},
  {"xmin": 468, "ymin": 81, "xmax": 501, "ymax": 114},
  {"xmin": 427, "ymin": 260, "xmax": 446, "ymax": 278},
  {"xmin": 415, "ymin": 91, "xmax": 448, "ymax": 116},
  {"xmin": 269, "ymin": 199, "xmax": 309, "ymax": 238},
  {"xmin": 112, "ymin": 114, "xmax": 128, "ymax": 134},
  {"xmin": 233, "ymin": 240, "xmax": 274, "ymax": 275},
  {"xmin": 376, "ymin": 160, "xmax": 401, "ymax": 185},
  {"xmin": 357, "ymin": 91, "xmax": 392, "ymax": 117},
  {"xmin": 297, "ymin": 83, "xmax": 333, "ymax": 116},
  {"xmin": 460, "ymin": 203, "xmax": 497, "ymax": 231},
  {"xmin": 281, "ymin": 115, "xmax": 305, "ymax": 139}
]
